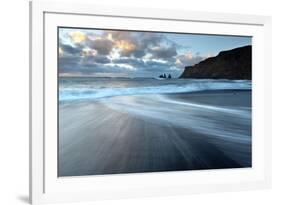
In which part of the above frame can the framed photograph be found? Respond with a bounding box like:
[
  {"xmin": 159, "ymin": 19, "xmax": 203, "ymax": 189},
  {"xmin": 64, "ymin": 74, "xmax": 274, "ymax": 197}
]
[{"xmin": 30, "ymin": 1, "xmax": 272, "ymax": 204}]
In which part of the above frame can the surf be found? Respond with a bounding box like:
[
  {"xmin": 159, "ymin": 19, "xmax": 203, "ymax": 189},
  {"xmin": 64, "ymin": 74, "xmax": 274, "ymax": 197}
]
[{"xmin": 59, "ymin": 79, "xmax": 251, "ymax": 101}]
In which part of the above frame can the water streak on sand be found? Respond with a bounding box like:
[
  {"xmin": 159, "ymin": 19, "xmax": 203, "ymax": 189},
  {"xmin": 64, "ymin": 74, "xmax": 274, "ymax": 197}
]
[{"xmin": 102, "ymin": 94, "xmax": 251, "ymax": 143}]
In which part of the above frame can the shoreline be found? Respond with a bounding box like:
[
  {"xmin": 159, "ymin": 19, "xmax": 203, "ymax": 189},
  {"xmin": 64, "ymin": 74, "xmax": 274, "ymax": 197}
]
[
  {"xmin": 165, "ymin": 89, "xmax": 251, "ymax": 107},
  {"xmin": 59, "ymin": 89, "xmax": 252, "ymax": 177}
]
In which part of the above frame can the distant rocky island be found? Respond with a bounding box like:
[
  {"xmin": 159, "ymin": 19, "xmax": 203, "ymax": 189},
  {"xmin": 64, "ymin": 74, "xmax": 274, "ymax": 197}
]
[
  {"xmin": 159, "ymin": 73, "xmax": 172, "ymax": 79},
  {"xmin": 180, "ymin": 45, "xmax": 252, "ymax": 80}
]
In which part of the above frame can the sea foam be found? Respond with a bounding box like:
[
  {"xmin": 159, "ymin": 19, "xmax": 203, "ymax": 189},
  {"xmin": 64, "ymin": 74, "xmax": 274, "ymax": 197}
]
[{"xmin": 59, "ymin": 79, "xmax": 251, "ymax": 101}]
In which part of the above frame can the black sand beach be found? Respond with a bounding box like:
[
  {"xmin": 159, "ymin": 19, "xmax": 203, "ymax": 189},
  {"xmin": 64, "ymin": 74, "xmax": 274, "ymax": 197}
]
[{"xmin": 58, "ymin": 90, "xmax": 251, "ymax": 177}]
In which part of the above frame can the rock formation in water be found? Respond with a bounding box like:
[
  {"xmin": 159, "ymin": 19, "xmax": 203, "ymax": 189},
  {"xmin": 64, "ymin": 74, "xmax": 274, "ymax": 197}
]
[
  {"xmin": 159, "ymin": 73, "xmax": 172, "ymax": 79},
  {"xmin": 179, "ymin": 45, "xmax": 252, "ymax": 80}
]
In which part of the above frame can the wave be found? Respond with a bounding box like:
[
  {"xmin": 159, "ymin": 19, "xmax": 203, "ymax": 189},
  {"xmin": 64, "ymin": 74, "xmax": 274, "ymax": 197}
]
[
  {"xmin": 102, "ymin": 94, "xmax": 251, "ymax": 143},
  {"xmin": 59, "ymin": 80, "xmax": 251, "ymax": 101}
]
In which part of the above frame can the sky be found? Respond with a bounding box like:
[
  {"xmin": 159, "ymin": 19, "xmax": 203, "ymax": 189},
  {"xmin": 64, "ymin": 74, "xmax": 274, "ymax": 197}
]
[{"xmin": 58, "ymin": 27, "xmax": 251, "ymax": 78}]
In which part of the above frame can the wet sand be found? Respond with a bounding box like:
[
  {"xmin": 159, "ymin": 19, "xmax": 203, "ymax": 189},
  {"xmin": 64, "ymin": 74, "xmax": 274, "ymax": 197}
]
[{"xmin": 58, "ymin": 90, "xmax": 251, "ymax": 177}]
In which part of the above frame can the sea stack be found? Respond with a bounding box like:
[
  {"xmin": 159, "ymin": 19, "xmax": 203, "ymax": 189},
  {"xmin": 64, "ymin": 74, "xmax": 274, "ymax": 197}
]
[{"xmin": 180, "ymin": 45, "xmax": 252, "ymax": 80}]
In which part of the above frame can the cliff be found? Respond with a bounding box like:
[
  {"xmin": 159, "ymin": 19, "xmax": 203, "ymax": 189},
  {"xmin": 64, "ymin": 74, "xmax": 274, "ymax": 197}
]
[{"xmin": 180, "ymin": 45, "xmax": 252, "ymax": 80}]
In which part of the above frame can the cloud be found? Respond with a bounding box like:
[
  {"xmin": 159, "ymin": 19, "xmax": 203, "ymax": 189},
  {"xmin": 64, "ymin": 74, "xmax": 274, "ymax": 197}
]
[
  {"xmin": 149, "ymin": 45, "xmax": 177, "ymax": 59},
  {"xmin": 112, "ymin": 57, "xmax": 145, "ymax": 69},
  {"xmin": 59, "ymin": 55, "xmax": 81, "ymax": 74},
  {"xmin": 81, "ymin": 48, "xmax": 97, "ymax": 56},
  {"xmin": 60, "ymin": 43, "xmax": 81, "ymax": 55},
  {"xmin": 176, "ymin": 52, "xmax": 204, "ymax": 67},
  {"xmin": 87, "ymin": 38, "xmax": 114, "ymax": 55},
  {"xmin": 112, "ymin": 57, "xmax": 178, "ymax": 75},
  {"xmin": 103, "ymin": 31, "xmax": 164, "ymax": 58},
  {"xmin": 58, "ymin": 28, "xmax": 207, "ymax": 77},
  {"xmin": 106, "ymin": 31, "xmax": 139, "ymax": 57},
  {"xmin": 81, "ymin": 55, "xmax": 111, "ymax": 65},
  {"xmin": 114, "ymin": 40, "xmax": 137, "ymax": 56},
  {"xmin": 138, "ymin": 32, "xmax": 163, "ymax": 48},
  {"xmin": 69, "ymin": 31, "xmax": 87, "ymax": 43}
]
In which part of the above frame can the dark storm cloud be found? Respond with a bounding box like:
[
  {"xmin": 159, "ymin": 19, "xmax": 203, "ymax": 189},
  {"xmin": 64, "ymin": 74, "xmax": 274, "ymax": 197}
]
[
  {"xmin": 87, "ymin": 38, "xmax": 114, "ymax": 55},
  {"xmin": 81, "ymin": 55, "xmax": 111, "ymax": 65},
  {"xmin": 59, "ymin": 59, "xmax": 115, "ymax": 76},
  {"xmin": 60, "ymin": 43, "xmax": 81, "ymax": 55},
  {"xmin": 58, "ymin": 55, "xmax": 81, "ymax": 75},
  {"xmin": 59, "ymin": 55, "xmax": 80, "ymax": 68},
  {"xmin": 131, "ymin": 49, "xmax": 145, "ymax": 58},
  {"xmin": 138, "ymin": 32, "xmax": 163, "ymax": 48},
  {"xmin": 149, "ymin": 45, "xmax": 177, "ymax": 59}
]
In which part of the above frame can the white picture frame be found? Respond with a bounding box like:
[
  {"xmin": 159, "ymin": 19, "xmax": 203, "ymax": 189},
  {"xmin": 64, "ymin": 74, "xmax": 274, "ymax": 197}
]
[{"xmin": 29, "ymin": 1, "xmax": 272, "ymax": 204}]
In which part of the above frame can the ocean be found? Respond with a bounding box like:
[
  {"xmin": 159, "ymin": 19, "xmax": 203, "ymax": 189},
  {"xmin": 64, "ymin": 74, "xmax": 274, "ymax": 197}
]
[
  {"xmin": 59, "ymin": 77, "xmax": 251, "ymax": 101},
  {"xmin": 58, "ymin": 77, "xmax": 252, "ymax": 176}
]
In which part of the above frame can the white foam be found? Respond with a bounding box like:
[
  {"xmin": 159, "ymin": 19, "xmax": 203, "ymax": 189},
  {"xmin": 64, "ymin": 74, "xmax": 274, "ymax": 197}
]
[{"xmin": 59, "ymin": 80, "xmax": 251, "ymax": 101}]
